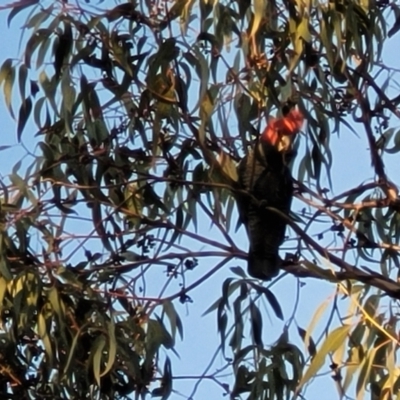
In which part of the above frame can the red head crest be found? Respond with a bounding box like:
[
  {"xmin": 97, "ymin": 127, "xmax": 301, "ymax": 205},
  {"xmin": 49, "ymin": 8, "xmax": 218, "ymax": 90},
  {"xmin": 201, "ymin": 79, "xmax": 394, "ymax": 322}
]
[{"xmin": 262, "ymin": 109, "xmax": 304, "ymax": 146}]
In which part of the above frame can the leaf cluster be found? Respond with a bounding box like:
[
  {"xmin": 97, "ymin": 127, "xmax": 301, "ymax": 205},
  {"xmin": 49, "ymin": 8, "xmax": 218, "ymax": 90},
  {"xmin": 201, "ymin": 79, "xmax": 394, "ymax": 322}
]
[{"xmin": 0, "ymin": 0, "xmax": 399, "ymax": 398}]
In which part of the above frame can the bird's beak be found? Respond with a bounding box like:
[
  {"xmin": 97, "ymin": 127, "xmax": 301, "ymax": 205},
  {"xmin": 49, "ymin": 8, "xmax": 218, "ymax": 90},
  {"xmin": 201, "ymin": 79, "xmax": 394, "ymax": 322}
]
[{"xmin": 276, "ymin": 134, "xmax": 295, "ymax": 153}]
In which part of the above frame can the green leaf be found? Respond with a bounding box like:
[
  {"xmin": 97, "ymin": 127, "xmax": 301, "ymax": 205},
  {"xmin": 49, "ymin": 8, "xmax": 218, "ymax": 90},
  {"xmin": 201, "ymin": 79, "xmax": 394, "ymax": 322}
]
[
  {"xmin": 389, "ymin": 9, "xmax": 400, "ymax": 37},
  {"xmin": 305, "ymin": 297, "xmax": 330, "ymax": 351},
  {"xmin": 356, "ymin": 347, "xmax": 376, "ymax": 399},
  {"xmin": 147, "ymin": 318, "xmax": 174, "ymax": 355},
  {"xmin": 170, "ymin": 205, "xmax": 183, "ymax": 246},
  {"xmin": 92, "ymin": 335, "xmax": 106, "ymax": 387},
  {"xmin": 163, "ymin": 301, "xmax": 184, "ymax": 341},
  {"xmin": 202, "ymin": 297, "xmax": 221, "ymax": 316},
  {"xmin": 124, "ymin": 182, "xmax": 143, "ymax": 229},
  {"xmin": 54, "ymin": 22, "xmax": 73, "ymax": 79},
  {"xmin": 18, "ymin": 64, "xmax": 28, "ymax": 101},
  {"xmin": 0, "ymin": 59, "xmax": 15, "ymax": 118},
  {"xmin": 168, "ymin": 0, "xmax": 188, "ymax": 21},
  {"xmin": 230, "ymin": 266, "xmax": 247, "ymax": 278},
  {"xmin": 0, "ymin": 59, "xmax": 13, "ymax": 86},
  {"xmin": 17, "ymin": 96, "xmax": 32, "ymax": 141},
  {"xmin": 39, "ymin": 70, "xmax": 58, "ymax": 115},
  {"xmin": 101, "ymin": 320, "xmax": 116, "ymax": 378},
  {"xmin": 36, "ymin": 32, "xmax": 52, "ymax": 71},
  {"xmin": 152, "ymin": 357, "xmax": 173, "ymax": 399},
  {"xmin": 183, "ymin": 46, "xmax": 209, "ymax": 110},
  {"xmin": 24, "ymin": 7, "xmax": 53, "ymax": 29},
  {"xmin": 297, "ymin": 326, "xmax": 316, "ymax": 357},
  {"xmin": 0, "ymin": 242, "xmax": 12, "ymax": 282},
  {"xmin": 250, "ymin": 302, "xmax": 263, "ymax": 347},
  {"xmin": 62, "ymin": 325, "xmax": 81, "ymax": 378},
  {"xmin": 216, "ymin": 151, "xmax": 238, "ymax": 182},
  {"xmin": 25, "ymin": 29, "xmax": 53, "ymax": 69},
  {"xmin": 38, "ymin": 310, "xmax": 54, "ymax": 366},
  {"xmin": 217, "ymin": 303, "xmax": 228, "ymax": 355},
  {"xmin": 221, "ymin": 278, "xmax": 233, "ymax": 311},
  {"xmin": 262, "ymin": 287, "xmax": 283, "ymax": 320},
  {"xmin": 342, "ymin": 346, "xmax": 362, "ymax": 393},
  {"xmin": 298, "ymin": 325, "xmax": 351, "ymax": 390},
  {"xmin": 200, "ymin": 85, "xmax": 220, "ymax": 124},
  {"xmin": 0, "ymin": 276, "xmax": 7, "ymax": 305},
  {"xmin": 250, "ymin": 0, "xmax": 265, "ymax": 39},
  {"xmin": 7, "ymin": 0, "xmax": 40, "ymax": 27}
]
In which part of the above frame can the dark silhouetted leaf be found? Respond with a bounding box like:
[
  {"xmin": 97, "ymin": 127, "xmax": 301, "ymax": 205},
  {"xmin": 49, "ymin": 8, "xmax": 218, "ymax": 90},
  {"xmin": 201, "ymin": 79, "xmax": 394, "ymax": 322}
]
[{"xmin": 17, "ymin": 96, "xmax": 32, "ymax": 141}]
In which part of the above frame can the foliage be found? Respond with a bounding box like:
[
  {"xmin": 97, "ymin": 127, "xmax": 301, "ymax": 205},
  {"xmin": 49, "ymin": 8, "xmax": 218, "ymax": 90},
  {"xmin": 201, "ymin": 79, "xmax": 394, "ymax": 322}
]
[{"xmin": 0, "ymin": 0, "xmax": 400, "ymax": 398}]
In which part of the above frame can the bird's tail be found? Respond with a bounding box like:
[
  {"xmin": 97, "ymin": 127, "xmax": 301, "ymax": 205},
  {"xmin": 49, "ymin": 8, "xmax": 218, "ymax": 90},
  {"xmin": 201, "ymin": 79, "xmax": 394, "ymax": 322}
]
[{"xmin": 247, "ymin": 249, "xmax": 281, "ymax": 281}]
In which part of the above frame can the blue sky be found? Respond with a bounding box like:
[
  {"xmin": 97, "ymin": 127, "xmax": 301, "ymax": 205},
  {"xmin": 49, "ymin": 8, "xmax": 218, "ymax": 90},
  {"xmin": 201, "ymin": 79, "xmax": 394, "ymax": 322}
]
[{"xmin": 1, "ymin": 2, "xmax": 400, "ymax": 399}]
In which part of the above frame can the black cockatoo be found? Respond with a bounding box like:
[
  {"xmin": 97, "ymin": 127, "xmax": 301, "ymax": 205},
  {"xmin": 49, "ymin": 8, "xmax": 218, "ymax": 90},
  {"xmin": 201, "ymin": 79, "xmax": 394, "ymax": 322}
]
[{"xmin": 237, "ymin": 109, "xmax": 304, "ymax": 280}]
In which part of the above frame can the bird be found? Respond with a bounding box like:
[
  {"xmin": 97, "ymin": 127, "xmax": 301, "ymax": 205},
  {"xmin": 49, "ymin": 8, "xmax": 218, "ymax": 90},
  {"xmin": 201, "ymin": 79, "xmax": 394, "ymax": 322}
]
[{"xmin": 236, "ymin": 108, "xmax": 304, "ymax": 280}]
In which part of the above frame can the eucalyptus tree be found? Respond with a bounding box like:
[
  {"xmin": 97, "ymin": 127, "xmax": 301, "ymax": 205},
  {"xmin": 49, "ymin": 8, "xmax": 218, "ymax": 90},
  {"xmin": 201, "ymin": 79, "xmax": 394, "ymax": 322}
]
[{"xmin": 0, "ymin": 0, "xmax": 399, "ymax": 398}]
